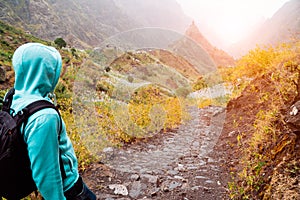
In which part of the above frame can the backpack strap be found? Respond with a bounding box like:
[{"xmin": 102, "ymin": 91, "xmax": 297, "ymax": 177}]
[
  {"xmin": 19, "ymin": 100, "xmax": 62, "ymax": 134},
  {"xmin": 14, "ymin": 100, "xmax": 67, "ymax": 180}
]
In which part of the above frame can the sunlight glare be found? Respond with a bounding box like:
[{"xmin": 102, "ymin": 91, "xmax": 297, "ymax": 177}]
[{"xmin": 177, "ymin": 0, "xmax": 291, "ymax": 45}]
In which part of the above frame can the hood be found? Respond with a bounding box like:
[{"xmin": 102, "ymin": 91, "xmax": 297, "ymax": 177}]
[{"xmin": 12, "ymin": 43, "xmax": 62, "ymax": 98}]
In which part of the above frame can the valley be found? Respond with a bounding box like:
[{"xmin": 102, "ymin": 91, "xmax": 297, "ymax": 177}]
[{"xmin": 0, "ymin": 0, "xmax": 300, "ymax": 199}]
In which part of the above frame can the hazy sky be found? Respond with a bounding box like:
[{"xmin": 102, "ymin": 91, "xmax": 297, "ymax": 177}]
[{"xmin": 176, "ymin": 0, "xmax": 291, "ymax": 45}]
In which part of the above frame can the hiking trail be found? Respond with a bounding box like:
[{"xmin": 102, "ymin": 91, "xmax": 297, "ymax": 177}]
[{"xmin": 82, "ymin": 106, "xmax": 230, "ymax": 200}]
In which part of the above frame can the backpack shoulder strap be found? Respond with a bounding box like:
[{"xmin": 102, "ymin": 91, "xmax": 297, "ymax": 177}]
[
  {"xmin": 21, "ymin": 100, "xmax": 62, "ymax": 134},
  {"xmin": 16, "ymin": 100, "xmax": 67, "ymax": 180},
  {"xmin": 24, "ymin": 100, "xmax": 58, "ymax": 114}
]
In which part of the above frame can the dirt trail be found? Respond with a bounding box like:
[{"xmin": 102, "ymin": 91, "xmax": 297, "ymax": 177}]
[{"xmin": 82, "ymin": 106, "xmax": 230, "ymax": 200}]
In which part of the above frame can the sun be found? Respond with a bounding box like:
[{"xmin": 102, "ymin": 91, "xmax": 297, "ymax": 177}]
[
  {"xmin": 216, "ymin": 16, "xmax": 253, "ymax": 44},
  {"xmin": 176, "ymin": 0, "xmax": 290, "ymax": 46}
]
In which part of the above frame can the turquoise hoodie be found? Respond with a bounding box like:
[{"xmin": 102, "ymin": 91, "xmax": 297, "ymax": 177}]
[{"xmin": 10, "ymin": 43, "xmax": 79, "ymax": 199}]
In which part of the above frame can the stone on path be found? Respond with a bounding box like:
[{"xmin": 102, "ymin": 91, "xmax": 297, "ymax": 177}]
[{"xmin": 108, "ymin": 184, "xmax": 128, "ymax": 196}]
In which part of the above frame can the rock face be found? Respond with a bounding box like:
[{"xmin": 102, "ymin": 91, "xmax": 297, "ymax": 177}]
[{"xmin": 185, "ymin": 21, "xmax": 235, "ymax": 67}]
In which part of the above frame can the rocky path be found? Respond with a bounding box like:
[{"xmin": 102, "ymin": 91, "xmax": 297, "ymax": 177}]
[{"xmin": 82, "ymin": 106, "xmax": 230, "ymax": 200}]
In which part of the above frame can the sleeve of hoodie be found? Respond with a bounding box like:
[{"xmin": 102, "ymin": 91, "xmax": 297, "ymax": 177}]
[{"xmin": 24, "ymin": 110, "xmax": 66, "ymax": 200}]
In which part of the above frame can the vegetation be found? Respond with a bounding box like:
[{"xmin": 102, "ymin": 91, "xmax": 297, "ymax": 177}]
[
  {"xmin": 0, "ymin": 20, "xmax": 50, "ymax": 90},
  {"xmin": 0, "ymin": 20, "xmax": 91, "ymax": 170},
  {"xmin": 192, "ymin": 76, "xmax": 208, "ymax": 91},
  {"xmin": 74, "ymin": 76, "xmax": 188, "ymax": 149},
  {"xmin": 54, "ymin": 37, "xmax": 67, "ymax": 49},
  {"xmin": 0, "ymin": 22, "xmax": 191, "ymax": 169},
  {"xmin": 106, "ymin": 51, "xmax": 191, "ymax": 91},
  {"xmin": 197, "ymin": 95, "xmax": 230, "ymax": 109},
  {"xmin": 2, "ymin": 17, "xmax": 299, "ymax": 200},
  {"xmin": 221, "ymin": 39, "xmax": 300, "ymax": 199}
]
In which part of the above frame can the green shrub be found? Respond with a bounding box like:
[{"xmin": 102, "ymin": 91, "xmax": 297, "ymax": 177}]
[
  {"xmin": 96, "ymin": 80, "xmax": 114, "ymax": 96},
  {"xmin": 54, "ymin": 37, "xmax": 67, "ymax": 49},
  {"xmin": 192, "ymin": 76, "xmax": 208, "ymax": 91}
]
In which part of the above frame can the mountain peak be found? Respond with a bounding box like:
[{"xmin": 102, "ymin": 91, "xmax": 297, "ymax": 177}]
[
  {"xmin": 185, "ymin": 21, "xmax": 209, "ymax": 48},
  {"xmin": 185, "ymin": 22, "xmax": 235, "ymax": 67}
]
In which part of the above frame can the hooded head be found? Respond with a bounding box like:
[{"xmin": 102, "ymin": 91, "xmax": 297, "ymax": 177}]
[{"xmin": 12, "ymin": 43, "xmax": 62, "ymax": 98}]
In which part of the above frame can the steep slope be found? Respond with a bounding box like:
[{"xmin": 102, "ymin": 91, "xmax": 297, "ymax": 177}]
[
  {"xmin": 219, "ymin": 73, "xmax": 300, "ymax": 199},
  {"xmin": 0, "ymin": 0, "xmax": 191, "ymax": 49},
  {"xmin": 96, "ymin": 50, "xmax": 191, "ymax": 91},
  {"xmin": 149, "ymin": 49, "xmax": 201, "ymax": 81},
  {"xmin": 0, "ymin": 20, "xmax": 49, "ymax": 89},
  {"xmin": 229, "ymin": 0, "xmax": 300, "ymax": 57},
  {"xmin": 217, "ymin": 40, "xmax": 300, "ymax": 199},
  {"xmin": 0, "ymin": 0, "xmax": 138, "ymax": 48},
  {"xmin": 185, "ymin": 21, "xmax": 235, "ymax": 67},
  {"xmin": 0, "ymin": 20, "xmax": 85, "ymax": 94}
]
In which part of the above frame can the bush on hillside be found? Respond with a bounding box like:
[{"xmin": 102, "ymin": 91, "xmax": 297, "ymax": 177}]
[
  {"xmin": 225, "ymin": 40, "xmax": 300, "ymax": 199},
  {"xmin": 54, "ymin": 37, "xmax": 67, "ymax": 49}
]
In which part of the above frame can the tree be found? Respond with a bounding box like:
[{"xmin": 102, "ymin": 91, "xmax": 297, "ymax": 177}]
[{"xmin": 54, "ymin": 38, "xmax": 67, "ymax": 49}]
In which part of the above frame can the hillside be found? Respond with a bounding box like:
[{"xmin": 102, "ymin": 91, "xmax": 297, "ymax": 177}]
[
  {"xmin": 0, "ymin": 0, "xmax": 191, "ymax": 49},
  {"xmin": 229, "ymin": 0, "xmax": 300, "ymax": 57},
  {"xmin": 0, "ymin": 20, "xmax": 50, "ymax": 89},
  {"xmin": 107, "ymin": 50, "xmax": 192, "ymax": 91},
  {"xmin": 0, "ymin": 20, "xmax": 197, "ymax": 99},
  {"xmin": 149, "ymin": 49, "xmax": 201, "ymax": 81},
  {"xmin": 0, "ymin": 19, "xmax": 86, "ymax": 99},
  {"xmin": 0, "ymin": 0, "xmax": 138, "ymax": 48},
  {"xmin": 185, "ymin": 21, "xmax": 235, "ymax": 67},
  {"xmin": 217, "ymin": 41, "xmax": 300, "ymax": 199},
  {"xmin": 0, "ymin": 19, "xmax": 189, "ymax": 172},
  {"xmin": 1, "ymin": 3, "xmax": 299, "ymax": 199},
  {"xmin": 0, "ymin": 0, "xmax": 222, "ymax": 78}
]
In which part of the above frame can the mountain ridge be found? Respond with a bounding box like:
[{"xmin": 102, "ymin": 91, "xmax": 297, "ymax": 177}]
[{"xmin": 185, "ymin": 21, "xmax": 235, "ymax": 67}]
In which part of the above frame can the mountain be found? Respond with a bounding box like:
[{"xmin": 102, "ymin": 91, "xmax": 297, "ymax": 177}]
[
  {"xmin": 0, "ymin": 0, "xmax": 191, "ymax": 48},
  {"xmin": 185, "ymin": 21, "xmax": 235, "ymax": 67},
  {"xmin": 0, "ymin": 0, "xmax": 232, "ymax": 77},
  {"xmin": 114, "ymin": 0, "xmax": 191, "ymax": 33},
  {"xmin": 0, "ymin": 0, "xmax": 138, "ymax": 48},
  {"xmin": 0, "ymin": 20, "xmax": 87, "ymax": 92},
  {"xmin": 229, "ymin": 0, "xmax": 300, "ymax": 58}
]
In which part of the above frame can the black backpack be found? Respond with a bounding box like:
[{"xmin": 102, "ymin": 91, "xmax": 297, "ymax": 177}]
[{"xmin": 0, "ymin": 88, "xmax": 65, "ymax": 200}]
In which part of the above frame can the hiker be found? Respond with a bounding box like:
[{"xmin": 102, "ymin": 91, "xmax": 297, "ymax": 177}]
[{"xmin": 9, "ymin": 43, "xmax": 96, "ymax": 199}]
